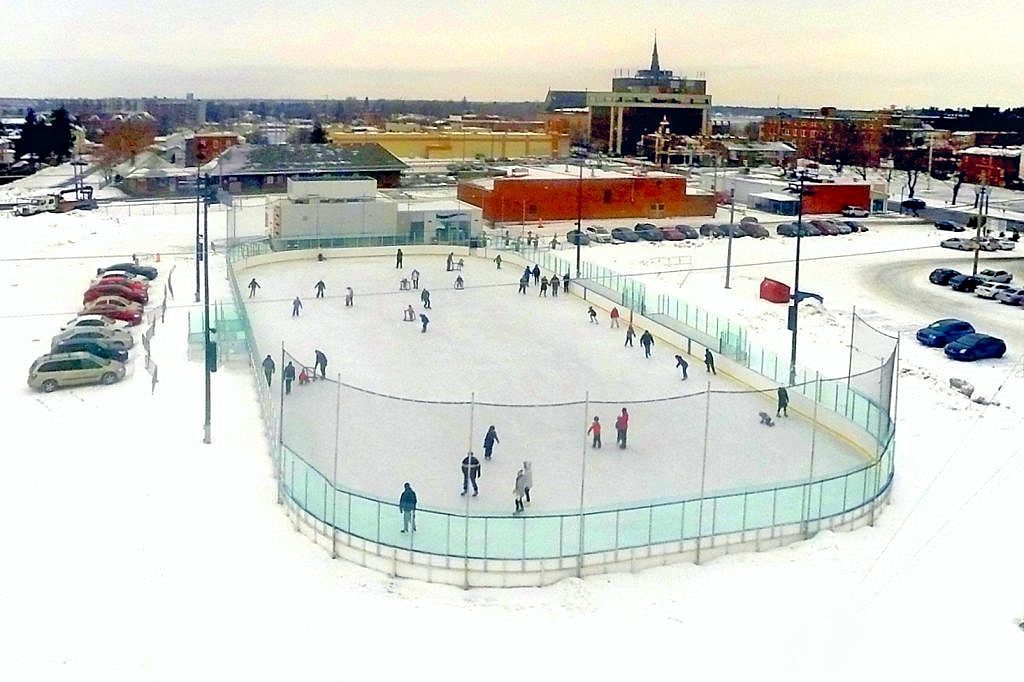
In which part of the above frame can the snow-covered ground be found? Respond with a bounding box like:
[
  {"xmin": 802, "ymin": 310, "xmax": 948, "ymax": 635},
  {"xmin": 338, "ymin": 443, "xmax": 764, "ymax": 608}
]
[{"xmin": 3, "ymin": 202, "xmax": 1023, "ymax": 679}]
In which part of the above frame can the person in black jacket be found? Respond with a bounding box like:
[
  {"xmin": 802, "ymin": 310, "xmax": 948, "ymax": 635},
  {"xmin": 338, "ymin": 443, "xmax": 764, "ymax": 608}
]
[
  {"xmin": 262, "ymin": 354, "xmax": 275, "ymax": 387},
  {"xmin": 639, "ymin": 330, "xmax": 654, "ymax": 358},
  {"xmin": 399, "ymin": 482, "xmax": 417, "ymax": 532},
  {"xmin": 461, "ymin": 451, "xmax": 481, "ymax": 496},
  {"xmin": 531, "ymin": 264, "xmax": 541, "ymax": 285},
  {"xmin": 396, "ymin": 248, "xmax": 404, "ymax": 268},
  {"xmin": 777, "ymin": 386, "xmax": 789, "ymax": 417},
  {"xmin": 314, "ymin": 350, "xmax": 327, "ymax": 379},
  {"xmin": 248, "ymin": 278, "xmax": 260, "ymax": 298},
  {"xmin": 283, "ymin": 361, "xmax": 296, "ymax": 394},
  {"xmin": 675, "ymin": 354, "xmax": 689, "ymax": 380},
  {"xmin": 483, "ymin": 425, "xmax": 500, "ymax": 460},
  {"xmin": 314, "ymin": 280, "xmax": 326, "ymax": 298},
  {"xmin": 705, "ymin": 348, "xmax": 716, "ymax": 375}
]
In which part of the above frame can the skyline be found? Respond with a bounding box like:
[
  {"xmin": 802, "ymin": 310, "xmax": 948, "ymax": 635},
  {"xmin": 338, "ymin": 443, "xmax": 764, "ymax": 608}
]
[{"xmin": 2, "ymin": 0, "xmax": 1022, "ymax": 109}]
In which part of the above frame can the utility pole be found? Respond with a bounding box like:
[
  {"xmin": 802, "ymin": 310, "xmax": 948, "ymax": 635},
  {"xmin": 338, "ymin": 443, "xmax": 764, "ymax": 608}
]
[
  {"xmin": 725, "ymin": 188, "xmax": 735, "ymax": 288},
  {"xmin": 194, "ymin": 162, "xmax": 201, "ymax": 303},
  {"xmin": 972, "ymin": 185, "xmax": 987, "ymax": 276},
  {"xmin": 576, "ymin": 158, "xmax": 584, "ymax": 277},
  {"xmin": 789, "ymin": 172, "xmax": 808, "ymax": 387},
  {"xmin": 202, "ymin": 176, "xmax": 213, "ymax": 444},
  {"xmin": 926, "ymin": 135, "xmax": 934, "ymax": 191}
]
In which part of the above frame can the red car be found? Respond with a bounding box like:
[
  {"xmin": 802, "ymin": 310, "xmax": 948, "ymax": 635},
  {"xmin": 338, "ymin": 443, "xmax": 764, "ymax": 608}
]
[
  {"xmin": 92, "ymin": 274, "xmax": 149, "ymax": 291},
  {"xmin": 658, "ymin": 227, "xmax": 686, "ymax": 241},
  {"xmin": 84, "ymin": 284, "xmax": 149, "ymax": 305},
  {"xmin": 80, "ymin": 303, "xmax": 143, "ymax": 326}
]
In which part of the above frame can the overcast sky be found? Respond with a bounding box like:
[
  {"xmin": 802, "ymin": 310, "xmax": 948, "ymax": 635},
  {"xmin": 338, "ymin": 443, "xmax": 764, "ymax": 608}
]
[{"xmin": 3, "ymin": 0, "xmax": 1021, "ymax": 108}]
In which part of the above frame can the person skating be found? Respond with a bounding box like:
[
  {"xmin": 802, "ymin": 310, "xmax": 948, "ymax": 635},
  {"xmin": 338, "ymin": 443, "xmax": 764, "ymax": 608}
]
[
  {"xmin": 457, "ymin": 257, "xmax": 464, "ymax": 271},
  {"xmin": 396, "ymin": 248, "xmax": 404, "ymax": 268},
  {"xmin": 247, "ymin": 278, "xmax": 260, "ymax": 298},
  {"xmin": 411, "ymin": 269, "xmax": 420, "ymax": 289},
  {"xmin": 420, "ymin": 313, "xmax": 429, "ymax": 333},
  {"xmin": 399, "ymin": 277, "xmax": 410, "ymax": 291},
  {"xmin": 494, "ymin": 254, "xmax": 502, "ymax": 270},
  {"xmin": 454, "ymin": 274, "xmax": 464, "ymax": 289},
  {"xmin": 292, "ymin": 296, "xmax": 303, "ymax": 317},
  {"xmin": 588, "ymin": 306, "xmax": 598, "ymax": 324},
  {"xmin": 514, "ymin": 469, "xmax": 526, "ymax": 514},
  {"xmin": 518, "ymin": 274, "xmax": 529, "ymax": 294},
  {"xmin": 399, "ymin": 482, "xmax": 417, "ymax": 532},
  {"xmin": 314, "ymin": 349, "xmax": 327, "ymax": 379},
  {"xmin": 314, "ymin": 280, "xmax": 326, "ymax": 299},
  {"xmin": 483, "ymin": 425, "xmax": 500, "ymax": 460},
  {"xmin": 344, "ymin": 286, "xmax": 354, "ymax": 307},
  {"xmin": 531, "ymin": 264, "xmax": 541, "ymax": 285},
  {"xmin": 562, "ymin": 272, "xmax": 569, "ymax": 293},
  {"xmin": 615, "ymin": 407, "xmax": 629, "ymax": 449},
  {"xmin": 759, "ymin": 411, "xmax": 776, "ymax": 427},
  {"xmin": 461, "ymin": 451, "xmax": 481, "ymax": 496},
  {"xmin": 262, "ymin": 354, "xmax": 275, "ymax": 387},
  {"xmin": 625, "ymin": 324, "xmax": 635, "ymax": 347},
  {"xmin": 298, "ymin": 367, "xmax": 310, "ymax": 385},
  {"xmin": 610, "ymin": 306, "xmax": 620, "ymax": 328},
  {"xmin": 639, "ymin": 330, "xmax": 654, "ymax": 358},
  {"xmin": 539, "ymin": 276, "xmax": 548, "ymax": 297},
  {"xmin": 522, "ymin": 266, "xmax": 532, "ymax": 283},
  {"xmin": 587, "ymin": 416, "xmax": 602, "ymax": 448},
  {"xmin": 675, "ymin": 354, "xmax": 689, "ymax": 380},
  {"xmin": 705, "ymin": 348, "xmax": 716, "ymax": 375},
  {"xmin": 446, "ymin": 252, "xmax": 454, "ymax": 271},
  {"xmin": 403, "ymin": 305, "xmax": 416, "ymax": 322},
  {"xmin": 522, "ymin": 460, "xmax": 533, "ymax": 503},
  {"xmin": 283, "ymin": 361, "xmax": 296, "ymax": 395},
  {"xmin": 777, "ymin": 386, "xmax": 789, "ymax": 417},
  {"xmin": 421, "ymin": 288, "xmax": 431, "ymax": 309},
  {"xmin": 550, "ymin": 275, "xmax": 559, "ymax": 297}
]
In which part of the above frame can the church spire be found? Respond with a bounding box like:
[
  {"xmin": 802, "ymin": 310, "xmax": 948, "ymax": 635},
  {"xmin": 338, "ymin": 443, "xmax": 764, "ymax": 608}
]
[{"xmin": 650, "ymin": 34, "xmax": 660, "ymax": 74}]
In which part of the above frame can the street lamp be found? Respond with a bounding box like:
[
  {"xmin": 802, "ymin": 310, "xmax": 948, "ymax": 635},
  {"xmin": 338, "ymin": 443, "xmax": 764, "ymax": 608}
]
[
  {"xmin": 788, "ymin": 171, "xmax": 812, "ymax": 387},
  {"xmin": 202, "ymin": 174, "xmax": 215, "ymax": 444},
  {"xmin": 971, "ymin": 185, "xmax": 988, "ymax": 276},
  {"xmin": 576, "ymin": 158, "xmax": 584, "ymax": 277},
  {"xmin": 724, "ymin": 187, "xmax": 735, "ymax": 288}
]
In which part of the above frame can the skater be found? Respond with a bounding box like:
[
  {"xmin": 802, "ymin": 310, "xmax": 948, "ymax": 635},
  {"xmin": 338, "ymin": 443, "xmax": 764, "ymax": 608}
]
[
  {"xmin": 494, "ymin": 254, "xmax": 502, "ymax": 269},
  {"xmin": 446, "ymin": 252, "xmax": 454, "ymax": 272},
  {"xmin": 404, "ymin": 305, "xmax": 416, "ymax": 322},
  {"xmin": 531, "ymin": 264, "xmax": 541, "ymax": 285},
  {"xmin": 704, "ymin": 348, "xmax": 716, "ymax": 375},
  {"xmin": 420, "ymin": 313, "xmax": 430, "ymax": 333},
  {"xmin": 587, "ymin": 416, "xmax": 602, "ymax": 449},
  {"xmin": 291, "ymin": 296, "xmax": 303, "ymax": 317},
  {"xmin": 247, "ymin": 278, "xmax": 260, "ymax": 297},
  {"xmin": 518, "ymin": 273, "xmax": 529, "ymax": 294},
  {"xmin": 615, "ymin": 407, "xmax": 629, "ymax": 449},
  {"xmin": 539, "ymin": 276, "xmax": 548, "ymax": 296},
  {"xmin": 759, "ymin": 411, "xmax": 776, "ymax": 427},
  {"xmin": 317, "ymin": 252, "xmax": 325, "ymax": 262},
  {"xmin": 675, "ymin": 354, "xmax": 689, "ymax": 380},
  {"xmin": 562, "ymin": 272, "xmax": 570, "ymax": 294},
  {"xmin": 625, "ymin": 324, "xmax": 636, "ymax": 347},
  {"xmin": 314, "ymin": 279, "xmax": 326, "ymax": 298},
  {"xmin": 399, "ymin": 277, "xmax": 410, "ymax": 291},
  {"xmin": 314, "ymin": 349, "xmax": 327, "ymax": 379},
  {"xmin": 550, "ymin": 236, "xmax": 558, "ymax": 250},
  {"xmin": 610, "ymin": 306, "xmax": 620, "ymax": 328},
  {"xmin": 457, "ymin": 258, "xmax": 464, "ymax": 271},
  {"xmin": 514, "ymin": 469, "xmax": 526, "ymax": 514},
  {"xmin": 396, "ymin": 248, "xmax": 404, "ymax": 268},
  {"xmin": 411, "ymin": 269, "xmax": 420, "ymax": 289},
  {"xmin": 344, "ymin": 287, "xmax": 354, "ymax": 307},
  {"xmin": 262, "ymin": 354, "xmax": 275, "ymax": 387},
  {"xmin": 283, "ymin": 361, "xmax": 296, "ymax": 395},
  {"xmin": 550, "ymin": 275, "xmax": 560, "ymax": 297},
  {"xmin": 522, "ymin": 460, "xmax": 533, "ymax": 503},
  {"xmin": 298, "ymin": 367, "xmax": 310, "ymax": 385},
  {"xmin": 483, "ymin": 425, "xmax": 500, "ymax": 460},
  {"xmin": 523, "ymin": 266, "xmax": 532, "ymax": 284},
  {"xmin": 588, "ymin": 306, "xmax": 598, "ymax": 324},
  {"xmin": 454, "ymin": 274, "xmax": 464, "ymax": 289},
  {"xmin": 421, "ymin": 288, "xmax": 431, "ymax": 309},
  {"xmin": 777, "ymin": 386, "xmax": 789, "ymax": 417},
  {"xmin": 461, "ymin": 451, "xmax": 481, "ymax": 496},
  {"xmin": 639, "ymin": 330, "xmax": 654, "ymax": 358},
  {"xmin": 399, "ymin": 482, "xmax": 417, "ymax": 532}
]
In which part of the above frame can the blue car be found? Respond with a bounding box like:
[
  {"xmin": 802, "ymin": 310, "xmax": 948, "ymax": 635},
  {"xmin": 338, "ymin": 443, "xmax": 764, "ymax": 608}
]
[
  {"xmin": 611, "ymin": 227, "xmax": 640, "ymax": 242},
  {"xmin": 916, "ymin": 319, "xmax": 975, "ymax": 347},
  {"xmin": 943, "ymin": 333, "xmax": 1007, "ymax": 361}
]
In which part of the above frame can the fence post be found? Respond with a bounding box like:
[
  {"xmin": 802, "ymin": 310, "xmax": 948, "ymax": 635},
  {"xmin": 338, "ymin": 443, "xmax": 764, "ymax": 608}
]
[
  {"xmin": 696, "ymin": 382, "xmax": 711, "ymax": 565},
  {"xmin": 576, "ymin": 391, "xmax": 590, "ymax": 578},
  {"xmin": 331, "ymin": 373, "xmax": 341, "ymax": 558}
]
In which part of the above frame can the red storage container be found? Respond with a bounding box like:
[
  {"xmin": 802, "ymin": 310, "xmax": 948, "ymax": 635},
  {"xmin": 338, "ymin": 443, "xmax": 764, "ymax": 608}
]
[{"xmin": 760, "ymin": 278, "xmax": 791, "ymax": 304}]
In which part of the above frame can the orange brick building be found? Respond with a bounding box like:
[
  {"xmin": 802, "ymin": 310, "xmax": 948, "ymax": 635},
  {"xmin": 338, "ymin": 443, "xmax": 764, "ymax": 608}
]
[
  {"xmin": 958, "ymin": 147, "xmax": 1022, "ymax": 187},
  {"xmin": 458, "ymin": 165, "xmax": 714, "ymax": 222},
  {"xmin": 186, "ymin": 132, "xmax": 242, "ymax": 166}
]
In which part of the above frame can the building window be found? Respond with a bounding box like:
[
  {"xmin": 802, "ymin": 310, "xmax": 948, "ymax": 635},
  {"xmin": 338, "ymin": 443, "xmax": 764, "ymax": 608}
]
[{"xmin": 603, "ymin": 189, "xmax": 612, "ymax": 203}]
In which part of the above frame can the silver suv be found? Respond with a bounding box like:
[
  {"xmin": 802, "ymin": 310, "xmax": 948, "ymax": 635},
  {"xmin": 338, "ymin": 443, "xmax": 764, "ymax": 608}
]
[
  {"xmin": 52, "ymin": 326, "xmax": 134, "ymax": 350},
  {"xmin": 28, "ymin": 351, "xmax": 126, "ymax": 392}
]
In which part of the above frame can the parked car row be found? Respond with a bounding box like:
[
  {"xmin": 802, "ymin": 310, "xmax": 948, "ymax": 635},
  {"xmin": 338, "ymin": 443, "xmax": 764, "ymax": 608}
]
[
  {"xmin": 929, "ymin": 267, "xmax": 1022, "ymax": 302},
  {"xmin": 940, "ymin": 236, "xmax": 1016, "ymax": 252},
  {"xmin": 776, "ymin": 219, "xmax": 868, "ymax": 237},
  {"xmin": 27, "ymin": 263, "xmax": 157, "ymax": 393},
  {"xmin": 915, "ymin": 318, "xmax": 1007, "ymax": 361}
]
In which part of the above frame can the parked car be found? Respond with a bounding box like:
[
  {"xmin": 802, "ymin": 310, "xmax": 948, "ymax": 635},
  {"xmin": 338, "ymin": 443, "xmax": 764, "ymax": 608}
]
[
  {"xmin": 84, "ymin": 283, "xmax": 150, "ymax": 305},
  {"xmin": 739, "ymin": 216, "xmax": 759, "ymax": 225},
  {"xmin": 844, "ymin": 220, "xmax": 867, "ymax": 232},
  {"xmin": 585, "ymin": 226, "xmax": 613, "ymax": 243},
  {"xmin": 101, "ymin": 263, "xmax": 158, "ymax": 280},
  {"xmin": 916, "ymin": 319, "xmax": 975, "ymax": 347},
  {"xmin": 699, "ymin": 223, "xmax": 722, "ymax": 237},
  {"xmin": 776, "ymin": 222, "xmax": 811, "ymax": 237},
  {"xmin": 658, "ymin": 226, "xmax": 686, "ymax": 241},
  {"xmin": 92, "ymin": 274, "xmax": 149, "ymax": 291},
  {"xmin": 980, "ymin": 237, "xmax": 1016, "ymax": 251},
  {"xmin": 994, "ymin": 287, "xmax": 1024, "ymax": 305},
  {"xmin": 739, "ymin": 221, "xmax": 770, "ymax": 238},
  {"xmin": 53, "ymin": 326, "xmax": 135, "ymax": 349},
  {"xmin": 79, "ymin": 303, "xmax": 143, "ymax": 325},
  {"xmin": 943, "ymin": 333, "xmax": 1007, "ymax": 361},
  {"xmin": 902, "ymin": 198, "xmax": 926, "ymax": 211},
  {"xmin": 949, "ymin": 274, "xmax": 984, "ymax": 292},
  {"xmin": 834, "ymin": 222, "xmax": 853, "ymax": 235},
  {"xmin": 934, "ymin": 220, "xmax": 966, "ymax": 232},
  {"xmin": 975, "ymin": 281, "xmax": 1012, "ymax": 299},
  {"xmin": 84, "ymin": 295, "xmax": 143, "ymax": 312},
  {"xmin": 929, "ymin": 268, "xmax": 962, "ymax": 286},
  {"xmin": 27, "ymin": 351, "xmax": 127, "ymax": 392},
  {"xmin": 633, "ymin": 224, "xmax": 664, "ymax": 241},
  {"xmin": 51, "ymin": 339, "xmax": 130, "ymax": 363},
  {"xmin": 566, "ymin": 230, "xmax": 590, "ymax": 246},
  {"xmin": 841, "ymin": 206, "xmax": 870, "ymax": 218},
  {"xmin": 977, "ymin": 269, "xmax": 1013, "ymax": 284},
  {"xmin": 60, "ymin": 314, "xmax": 130, "ymax": 332},
  {"xmin": 611, "ymin": 227, "xmax": 640, "ymax": 242},
  {"xmin": 811, "ymin": 220, "xmax": 839, "ymax": 236},
  {"xmin": 674, "ymin": 224, "xmax": 699, "ymax": 239},
  {"xmin": 941, "ymin": 237, "xmax": 977, "ymax": 251}
]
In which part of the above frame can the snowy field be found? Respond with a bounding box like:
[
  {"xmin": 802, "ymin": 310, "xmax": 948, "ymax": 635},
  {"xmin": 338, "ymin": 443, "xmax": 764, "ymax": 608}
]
[{"xmin": 2, "ymin": 200, "xmax": 1023, "ymax": 679}]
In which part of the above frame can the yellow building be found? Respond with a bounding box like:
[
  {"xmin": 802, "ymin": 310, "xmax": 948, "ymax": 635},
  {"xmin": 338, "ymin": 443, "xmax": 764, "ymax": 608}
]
[{"xmin": 328, "ymin": 128, "xmax": 568, "ymax": 160}]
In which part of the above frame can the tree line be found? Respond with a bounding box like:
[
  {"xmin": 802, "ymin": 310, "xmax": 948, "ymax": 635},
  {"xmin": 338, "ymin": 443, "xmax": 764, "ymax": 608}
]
[{"xmin": 9, "ymin": 107, "xmax": 76, "ymax": 167}]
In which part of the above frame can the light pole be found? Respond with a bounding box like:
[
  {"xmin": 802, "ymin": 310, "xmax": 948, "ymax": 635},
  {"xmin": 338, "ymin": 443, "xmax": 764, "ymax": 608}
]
[
  {"xmin": 576, "ymin": 158, "xmax": 584, "ymax": 277},
  {"xmin": 194, "ymin": 161, "xmax": 201, "ymax": 303},
  {"xmin": 725, "ymin": 187, "xmax": 735, "ymax": 288},
  {"xmin": 789, "ymin": 172, "xmax": 810, "ymax": 387},
  {"xmin": 202, "ymin": 175, "xmax": 213, "ymax": 444},
  {"xmin": 972, "ymin": 185, "xmax": 987, "ymax": 276}
]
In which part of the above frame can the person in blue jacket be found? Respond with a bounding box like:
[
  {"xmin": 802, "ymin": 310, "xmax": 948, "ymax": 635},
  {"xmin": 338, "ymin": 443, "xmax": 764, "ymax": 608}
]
[
  {"xmin": 483, "ymin": 425, "xmax": 500, "ymax": 460},
  {"xmin": 399, "ymin": 482, "xmax": 417, "ymax": 532}
]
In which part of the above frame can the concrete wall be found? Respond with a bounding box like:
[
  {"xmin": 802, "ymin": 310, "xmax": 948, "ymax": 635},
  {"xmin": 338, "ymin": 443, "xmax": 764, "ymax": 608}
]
[{"xmin": 276, "ymin": 200, "xmax": 398, "ymax": 238}]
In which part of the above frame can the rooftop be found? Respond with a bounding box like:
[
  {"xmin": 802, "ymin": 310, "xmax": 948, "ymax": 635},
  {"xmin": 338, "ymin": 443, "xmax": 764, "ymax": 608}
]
[
  {"xmin": 464, "ymin": 163, "xmax": 680, "ymax": 190},
  {"xmin": 206, "ymin": 143, "xmax": 408, "ymax": 175}
]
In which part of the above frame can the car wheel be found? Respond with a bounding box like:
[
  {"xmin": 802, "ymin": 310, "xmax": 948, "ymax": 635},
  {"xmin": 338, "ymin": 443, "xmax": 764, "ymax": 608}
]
[
  {"xmin": 41, "ymin": 379, "xmax": 58, "ymax": 393},
  {"xmin": 101, "ymin": 372, "xmax": 118, "ymax": 385}
]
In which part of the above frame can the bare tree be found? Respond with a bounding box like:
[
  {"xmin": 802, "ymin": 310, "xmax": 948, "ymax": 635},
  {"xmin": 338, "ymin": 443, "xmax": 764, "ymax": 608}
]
[{"xmin": 951, "ymin": 170, "xmax": 966, "ymax": 205}]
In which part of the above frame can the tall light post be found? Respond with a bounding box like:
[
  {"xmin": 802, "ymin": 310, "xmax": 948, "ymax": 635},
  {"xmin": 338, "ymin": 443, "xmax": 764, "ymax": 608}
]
[
  {"xmin": 576, "ymin": 157, "xmax": 584, "ymax": 277},
  {"xmin": 789, "ymin": 171, "xmax": 810, "ymax": 387},
  {"xmin": 194, "ymin": 160, "xmax": 201, "ymax": 303},
  {"xmin": 971, "ymin": 184, "xmax": 988, "ymax": 276},
  {"xmin": 724, "ymin": 187, "xmax": 735, "ymax": 288},
  {"xmin": 202, "ymin": 174, "xmax": 214, "ymax": 444}
]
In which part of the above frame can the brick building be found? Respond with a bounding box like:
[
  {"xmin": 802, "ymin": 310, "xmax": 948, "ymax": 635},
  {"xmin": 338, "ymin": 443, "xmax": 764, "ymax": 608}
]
[
  {"xmin": 958, "ymin": 147, "xmax": 1023, "ymax": 187},
  {"xmin": 186, "ymin": 132, "xmax": 242, "ymax": 166}
]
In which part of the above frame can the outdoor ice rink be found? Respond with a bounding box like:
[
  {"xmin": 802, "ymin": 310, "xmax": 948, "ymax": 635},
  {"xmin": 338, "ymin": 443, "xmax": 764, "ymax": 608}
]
[{"xmin": 242, "ymin": 251, "xmax": 867, "ymax": 514}]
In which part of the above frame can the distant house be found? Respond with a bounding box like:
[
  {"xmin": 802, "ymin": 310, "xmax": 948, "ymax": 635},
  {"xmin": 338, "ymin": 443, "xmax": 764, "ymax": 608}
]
[
  {"xmin": 118, "ymin": 150, "xmax": 195, "ymax": 196},
  {"xmin": 206, "ymin": 143, "xmax": 408, "ymax": 194}
]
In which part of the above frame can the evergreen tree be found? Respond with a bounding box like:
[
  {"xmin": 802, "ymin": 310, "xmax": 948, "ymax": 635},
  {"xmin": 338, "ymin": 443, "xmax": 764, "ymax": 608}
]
[
  {"xmin": 14, "ymin": 109, "xmax": 44, "ymax": 168},
  {"xmin": 309, "ymin": 120, "xmax": 328, "ymax": 144},
  {"xmin": 49, "ymin": 107, "xmax": 75, "ymax": 162}
]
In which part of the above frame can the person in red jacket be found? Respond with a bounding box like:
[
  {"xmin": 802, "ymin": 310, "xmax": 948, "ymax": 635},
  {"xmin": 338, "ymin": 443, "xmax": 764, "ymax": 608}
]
[
  {"xmin": 610, "ymin": 306, "xmax": 620, "ymax": 328},
  {"xmin": 587, "ymin": 416, "xmax": 602, "ymax": 449},
  {"xmin": 615, "ymin": 407, "xmax": 629, "ymax": 448}
]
